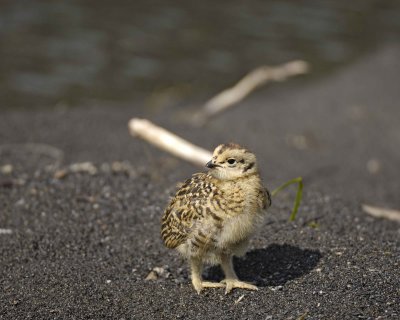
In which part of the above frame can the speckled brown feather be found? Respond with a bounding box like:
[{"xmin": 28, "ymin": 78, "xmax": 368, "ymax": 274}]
[
  {"xmin": 161, "ymin": 173, "xmax": 229, "ymax": 249},
  {"xmin": 161, "ymin": 172, "xmax": 269, "ymax": 253},
  {"xmin": 262, "ymin": 187, "xmax": 272, "ymax": 210}
]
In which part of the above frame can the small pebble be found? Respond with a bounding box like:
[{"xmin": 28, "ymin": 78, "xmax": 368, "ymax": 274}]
[
  {"xmin": 0, "ymin": 164, "xmax": 13, "ymax": 174},
  {"xmin": 0, "ymin": 228, "xmax": 13, "ymax": 235},
  {"xmin": 69, "ymin": 162, "xmax": 97, "ymax": 175},
  {"xmin": 54, "ymin": 169, "xmax": 68, "ymax": 179},
  {"xmin": 145, "ymin": 270, "xmax": 158, "ymax": 281},
  {"xmin": 15, "ymin": 199, "xmax": 26, "ymax": 207},
  {"xmin": 270, "ymin": 285, "xmax": 283, "ymax": 291},
  {"xmin": 145, "ymin": 266, "xmax": 170, "ymax": 281}
]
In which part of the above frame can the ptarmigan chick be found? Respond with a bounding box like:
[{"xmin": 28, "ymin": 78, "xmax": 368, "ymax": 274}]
[{"xmin": 161, "ymin": 143, "xmax": 271, "ymax": 294}]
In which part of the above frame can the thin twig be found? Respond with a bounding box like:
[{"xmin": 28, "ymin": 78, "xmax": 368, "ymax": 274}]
[
  {"xmin": 128, "ymin": 118, "xmax": 212, "ymax": 166},
  {"xmin": 192, "ymin": 60, "xmax": 309, "ymax": 125}
]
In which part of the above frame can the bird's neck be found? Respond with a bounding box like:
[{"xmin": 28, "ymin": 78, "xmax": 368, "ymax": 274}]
[{"xmin": 218, "ymin": 172, "xmax": 262, "ymax": 191}]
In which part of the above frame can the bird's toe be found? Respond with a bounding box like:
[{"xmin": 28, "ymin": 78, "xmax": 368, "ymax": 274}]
[
  {"xmin": 221, "ymin": 279, "xmax": 258, "ymax": 294},
  {"xmin": 192, "ymin": 278, "xmax": 203, "ymax": 294},
  {"xmin": 192, "ymin": 280, "xmax": 225, "ymax": 294}
]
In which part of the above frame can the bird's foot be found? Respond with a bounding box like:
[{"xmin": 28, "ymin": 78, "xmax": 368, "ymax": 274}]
[
  {"xmin": 221, "ymin": 278, "xmax": 258, "ymax": 294},
  {"xmin": 192, "ymin": 279, "xmax": 225, "ymax": 294}
]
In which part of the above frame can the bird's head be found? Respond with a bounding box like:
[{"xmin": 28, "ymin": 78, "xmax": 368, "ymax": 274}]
[{"xmin": 206, "ymin": 143, "xmax": 258, "ymax": 180}]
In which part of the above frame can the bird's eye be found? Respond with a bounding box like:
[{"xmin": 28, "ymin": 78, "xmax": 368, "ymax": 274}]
[{"xmin": 227, "ymin": 158, "xmax": 236, "ymax": 165}]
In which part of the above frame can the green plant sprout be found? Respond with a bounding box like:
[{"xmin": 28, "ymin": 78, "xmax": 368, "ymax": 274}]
[{"xmin": 271, "ymin": 177, "xmax": 303, "ymax": 221}]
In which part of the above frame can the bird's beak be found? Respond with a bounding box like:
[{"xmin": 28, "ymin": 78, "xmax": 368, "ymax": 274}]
[{"xmin": 206, "ymin": 160, "xmax": 216, "ymax": 169}]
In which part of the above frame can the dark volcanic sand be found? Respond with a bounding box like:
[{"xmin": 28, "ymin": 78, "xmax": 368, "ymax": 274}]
[{"xmin": 1, "ymin": 46, "xmax": 399, "ymax": 319}]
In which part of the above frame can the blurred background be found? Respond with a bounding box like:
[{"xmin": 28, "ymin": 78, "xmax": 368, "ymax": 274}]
[
  {"xmin": 1, "ymin": 0, "xmax": 400, "ymax": 206},
  {"xmin": 1, "ymin": 0, "xmax": 400, "ymax": 110}
]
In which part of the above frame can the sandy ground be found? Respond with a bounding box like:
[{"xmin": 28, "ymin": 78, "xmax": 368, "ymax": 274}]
[{"xmin": 0, "ymin": 45, "xmax": 399, "ymax": 319}]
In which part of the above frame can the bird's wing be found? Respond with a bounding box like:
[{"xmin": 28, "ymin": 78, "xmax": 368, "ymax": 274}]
[
  {"xmin": 260, "ymin": 187, "xmax": 272, "ymax": 210},
  {"xmin": 161, "ymin": 173, "xmax": 219, "ymax": 249}
]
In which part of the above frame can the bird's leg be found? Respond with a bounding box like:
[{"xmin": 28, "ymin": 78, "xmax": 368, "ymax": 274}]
[
  {"xmin": 190, "ymin": 257, "xmax": 204, "ymax": 294},
  {"xmin": 220, "ymin": 253, "xmax": 258, "ymax": 294},
  {"xmin": 190, "ymin": 257, "xmax": 225, "ymax": 294}
]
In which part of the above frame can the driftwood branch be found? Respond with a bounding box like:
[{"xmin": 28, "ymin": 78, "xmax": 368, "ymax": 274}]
[
  {"xmin": 362, "ymin": 204, "xmax": 400, "ymax": 222},
  {"xmin": 128, "ymin": 118, "xmax": 212, "ymax": 166},
  {"xmin": 192, "ymin": 60, "xmax": 309, "ymax": 125},
  {"xmin": 128, "ymin": 62, "xmax": 309, "ymax": 163}
]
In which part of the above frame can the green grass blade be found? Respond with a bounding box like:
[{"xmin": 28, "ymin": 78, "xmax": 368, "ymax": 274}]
[{"xmin": 271, "ymin": 177, "xmax": 303, "ymax": 221}]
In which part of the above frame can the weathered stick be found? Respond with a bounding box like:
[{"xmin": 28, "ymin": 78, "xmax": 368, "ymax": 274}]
[
  {"xmin": 193, "ymin": 60, "xmax": 309, "ymax": 125},
  {"xmin": 362, "ymin": 204, "xmax": 400, "ymax": 222},
  {"xmin": 128, "ymin": 118, "xmax": 212, "ymax": 166}
]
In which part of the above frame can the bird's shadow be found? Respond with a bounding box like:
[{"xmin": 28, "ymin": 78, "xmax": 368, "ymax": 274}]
[{"xmin": 203, "ymin": 244, "xmax": 322, "ymax": 287}]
